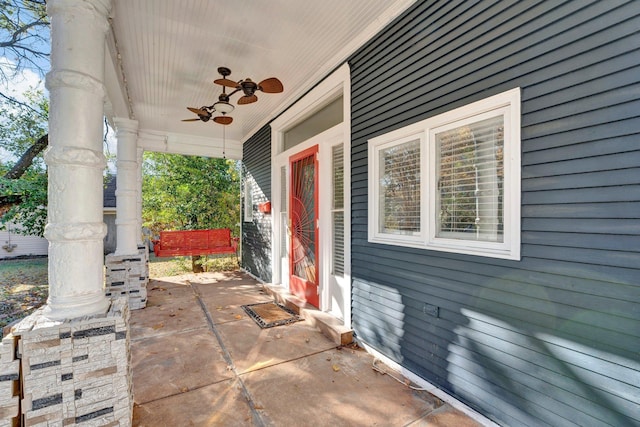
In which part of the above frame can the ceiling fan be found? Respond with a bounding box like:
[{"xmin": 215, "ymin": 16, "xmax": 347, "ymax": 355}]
[
  {"xmin": 214, "ymin": 66, "xmax": 284, "ymax": 105},
  {"xmin": 182, "ymin": 83, "xmax": 235, "ymax": 125},
  {"xmin": 183, "ymin": 67, "xmax": 283, "ymax": 125}
]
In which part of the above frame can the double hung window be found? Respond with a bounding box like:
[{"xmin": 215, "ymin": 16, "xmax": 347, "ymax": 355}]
[{"xmin": 368, "ymin": 88, "xmax": 520, "ymax": 260}]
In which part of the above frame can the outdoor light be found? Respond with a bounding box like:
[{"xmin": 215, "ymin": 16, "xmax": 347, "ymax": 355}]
[{"xmin": 214, "ymin": 101, "xmax": 234, "ymax": 114}]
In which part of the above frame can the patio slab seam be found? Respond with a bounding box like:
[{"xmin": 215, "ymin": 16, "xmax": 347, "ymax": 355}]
[
  {"xmin": 134, "ymin": 377, "xmax": 238, "ymax": 406},
  {"xmin": 129, "ymin": 325, "xmax": 209, "ymax": 342},
  {"xmin": 190, "ymin": 280, "xmax": 271, "ymax": 427}
]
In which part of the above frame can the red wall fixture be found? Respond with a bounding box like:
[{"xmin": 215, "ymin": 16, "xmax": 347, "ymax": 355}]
[{"xmin": 258, "ymin": 201, "xmax": 271, "ymax": 214}]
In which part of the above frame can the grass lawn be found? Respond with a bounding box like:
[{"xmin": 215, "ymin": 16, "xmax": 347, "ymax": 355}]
[
  {"xmin": 0, "ymin": 253, "xmax": 238, "ymax": 329},
  {"xmin": 0, "ymin": 257, "xmax": 48, "ymax": 329}
]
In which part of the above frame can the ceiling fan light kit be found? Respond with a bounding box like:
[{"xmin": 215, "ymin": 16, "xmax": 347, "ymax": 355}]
[
  {"xmin": 183, "ymin": 66, "xmax": 283, "ymax": 125},
  {"xmin": 213, "ymin": 100, "xmax": 234, "ymax": 114}
]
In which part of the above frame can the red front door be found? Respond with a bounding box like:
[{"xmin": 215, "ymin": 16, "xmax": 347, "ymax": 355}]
[{"xmin": 289, "ymin": 145, "xmax": 319, "ymax": 308}]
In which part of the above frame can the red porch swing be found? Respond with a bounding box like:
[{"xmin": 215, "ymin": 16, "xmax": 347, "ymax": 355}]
[{"xmin": 152, "ymin": 228, "xmax": 239, "ymax": 259}]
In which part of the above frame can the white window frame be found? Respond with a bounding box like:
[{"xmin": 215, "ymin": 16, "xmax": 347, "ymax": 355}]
[
  {"xmin": 368, "ymin": 131, "xmax": 427, "ymax": 247},
  {"xmin": 368, "ymin": 88, "xmax": 521, "ymax": 260}
]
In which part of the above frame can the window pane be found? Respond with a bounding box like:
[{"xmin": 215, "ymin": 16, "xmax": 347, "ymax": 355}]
[
  {"xmin": 379, "ymin": 139, "xmax": 421, "ymax": 235},
  {"xmin": 244, "ymin": 179, "xmax": 253, "ymax": 222},
  {"xmin": 332, "ymin": 145, "xmax": 344, "ymax": 209},
  {"xmin": 436, "ymin": 115, "xmax": 504, "ymax": 242},
  {"xmin": 333, "ymin": 211, "xmax": 344, "ymax": 276},
  {"xmin": 284, "ymin": 97, "xmax": 343, "ymax": 151}
]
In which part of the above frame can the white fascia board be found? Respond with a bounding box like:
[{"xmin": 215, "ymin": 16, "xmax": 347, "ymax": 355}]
[
  {"xmin": 138, "ymin": 130, "xmax": 242, "ymax": 160},
  {"xmin": 103, "ymin": 34, "xmax": 130, "ymax": 124}
]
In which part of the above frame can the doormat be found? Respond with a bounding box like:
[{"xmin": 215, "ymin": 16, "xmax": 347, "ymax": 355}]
[{"xmin": 241, "ymin": 302, "xmax": 302, "ymax": 329}]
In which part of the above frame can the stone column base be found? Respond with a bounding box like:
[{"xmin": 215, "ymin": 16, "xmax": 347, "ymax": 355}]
[
  {"xmin": 105, "ymin": 246, "xmax": 149, "ymax": 310},
  {"xmin": 0, "ymin": 298, "xmax": 132, "ymax": 426},
  {"xmin": 138, "ymin": 244, "xmax": 150, "ymax": 281},
  {"xmin": 0, "ymin": 333, "xmax": 20, "ymax": 426}
]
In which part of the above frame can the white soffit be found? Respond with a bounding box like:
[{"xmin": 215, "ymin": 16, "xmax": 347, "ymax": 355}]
[{"xmin": 108, "ymin": 0, "xmax": 416, "ymax": 149}]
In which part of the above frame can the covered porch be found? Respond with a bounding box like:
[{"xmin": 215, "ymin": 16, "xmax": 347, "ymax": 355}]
[
  {"xmin": 2, "ymin": 0, "xmax": 468, "ymax": 425},
  {"xmin": 130, "ymin": 270, "xmax": 480, "ymax": 426}
]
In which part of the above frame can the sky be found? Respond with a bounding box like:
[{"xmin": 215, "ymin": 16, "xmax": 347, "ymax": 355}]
[
  {"xmin": 0, "ymin": 2, "xmax": 49, "ymax": 165},
  {"xmin": 0, "ymin": 8, "xmax": 118, "ymax": 173},
  {"xmin": 0, "ymin": 57, "xmax": 45, "ymax": 94},
  {"xmin": 0, "ymin": 56, "xmax": 117, "ymax": 172},
  {"xmin": 0, "ymin": 57, "xmax": 47, "ymax": 164}
]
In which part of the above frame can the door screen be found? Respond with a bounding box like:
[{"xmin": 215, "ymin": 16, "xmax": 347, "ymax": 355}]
[{"xmin": 289, "ymin": 145, "xmax": 319, "ymax": 307}]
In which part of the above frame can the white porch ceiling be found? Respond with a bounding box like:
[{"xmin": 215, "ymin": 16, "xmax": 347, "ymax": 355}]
[{"xmin": 104, "ymin": 0, "xmax": 416, "ymax": 159}]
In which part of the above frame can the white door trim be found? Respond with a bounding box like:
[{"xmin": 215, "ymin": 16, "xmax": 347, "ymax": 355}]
[{"xmin": 271, "ymin": 63, "xmax": 351, "ymax": 328}]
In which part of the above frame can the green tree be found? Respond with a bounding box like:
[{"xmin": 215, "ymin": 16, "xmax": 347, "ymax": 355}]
[
  {"xmin": 0, "ymin": 88, "xmax": 48, "ymax": 235},
  {"xmin": 0, "ymin": 0, "xmax": 50, "ymax": 235},
  {"xmin": 143, "ymin": 152, "xmax": 241, "ymax": 270}
]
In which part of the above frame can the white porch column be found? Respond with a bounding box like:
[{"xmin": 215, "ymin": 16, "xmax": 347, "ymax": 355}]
[
  {"xmin": 114, "ymin": 118, "xmax": 140, "ymax": 256},
  {"xmin": 136, "ymin": 146, "xmax": 144, "ymax": 247},
  {"xmin": 43, "ymin": 0, "xmax": 112, "ymax": 320}
]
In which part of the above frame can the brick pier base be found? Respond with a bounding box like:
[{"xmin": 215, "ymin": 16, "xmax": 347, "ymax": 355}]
[
  {"xmin": 105, "ymin": 245, "xmax": 149, "ymax": 310},
  {"xmin": 0, "ymin": 298, "xmax": 132, "ymax": 426}
]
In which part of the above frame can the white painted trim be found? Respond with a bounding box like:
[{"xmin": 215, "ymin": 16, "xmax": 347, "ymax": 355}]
[
  {"xmin": 342, "ymin": 70, "xmax": 352, "ymax": 329},
  {"xmin": 103, "ymin": 33, "xmax": 129, "ymax": 121},
  {"xmin": 271, "ymin": 64, "xmax": 352, "ymax": 329},
  {"xmin": 368, "ymin": 131, "xmax": 426, "ymax": 247},
  {"xmin": 138, "ymin": 130, "xmax": 242, "ymax": 160},
  {"xmin": 359, "ymin": 342, "xmax": 501, "ymax": 427},
  {"xmin": 367, "ymin": 88, "xmax": 521, "ymax": 260},
  {"xmin": 271, "ymin": 69, "xmax": 347, "ymax": 138},
  {"xmin": 316, "ymin": 128, "xmax": 344, "ymax": 320}
]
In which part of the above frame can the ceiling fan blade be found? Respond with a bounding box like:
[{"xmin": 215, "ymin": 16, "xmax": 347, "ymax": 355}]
[
  {"xmin": 237, "ymin": 94, "xmax": 258, "ymax": 105},
  {"xmin": 187, "ymin": 106, "xmax": 208, "ymax": 116},
  {"xmin": 213, "ymin": 116, "xmax": 233, "ymax": 125},
  {"xmin": 181, "ymin": 118, "xmax": 201, "ymax": 122},
  {"xmin": 258, "ymin": 77, "xmax": 283, "ymax": 93},
  {"xmin": 214, "ymin": 78, "xmax": 239, "ymax": 88}
]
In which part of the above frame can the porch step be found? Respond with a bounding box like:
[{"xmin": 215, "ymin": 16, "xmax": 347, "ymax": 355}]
[{"xmin": 262, "ymin": 284, "xmax": 353, "ymax": 346}]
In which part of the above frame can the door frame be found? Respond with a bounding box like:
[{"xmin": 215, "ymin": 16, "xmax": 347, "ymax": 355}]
[{"xmin": 270, "ymin": 63, "xmax": 351, "ymax": 328}]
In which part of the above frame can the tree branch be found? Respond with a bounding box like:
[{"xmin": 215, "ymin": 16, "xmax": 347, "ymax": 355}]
[
  {"xmin": 4, "ymin": 133, "xmax": 48, "ymax": 180},
  {"xmin": 0, "ymin": 91, "xmax": 47, "ymax": 120},
  {"xmin": 0, "ymin": 19, "xmax": 46, "ymax": 48}
]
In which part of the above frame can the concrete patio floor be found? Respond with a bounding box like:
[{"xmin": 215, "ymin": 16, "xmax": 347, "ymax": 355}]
[{"xmin": 130, "ymin": 271, "xmax": 483, "ymax": 426}]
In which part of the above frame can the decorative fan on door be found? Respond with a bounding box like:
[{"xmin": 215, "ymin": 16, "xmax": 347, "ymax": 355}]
[
  {"xmin": 182, "ymin": 67, "xmax": 283, "ymax": 125},
  {"xmin": 290, "ymin": 197, "xmax": 313, "ymax": 264}
]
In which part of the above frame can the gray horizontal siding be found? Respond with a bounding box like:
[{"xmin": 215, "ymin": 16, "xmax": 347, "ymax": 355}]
[
  {"xmin": 242, "ymin": 124, "xmax": 272, "ymax": 282},
  {"xmin": 349, "ymin": 1, "xmax": 640, "ymax": 426}
]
